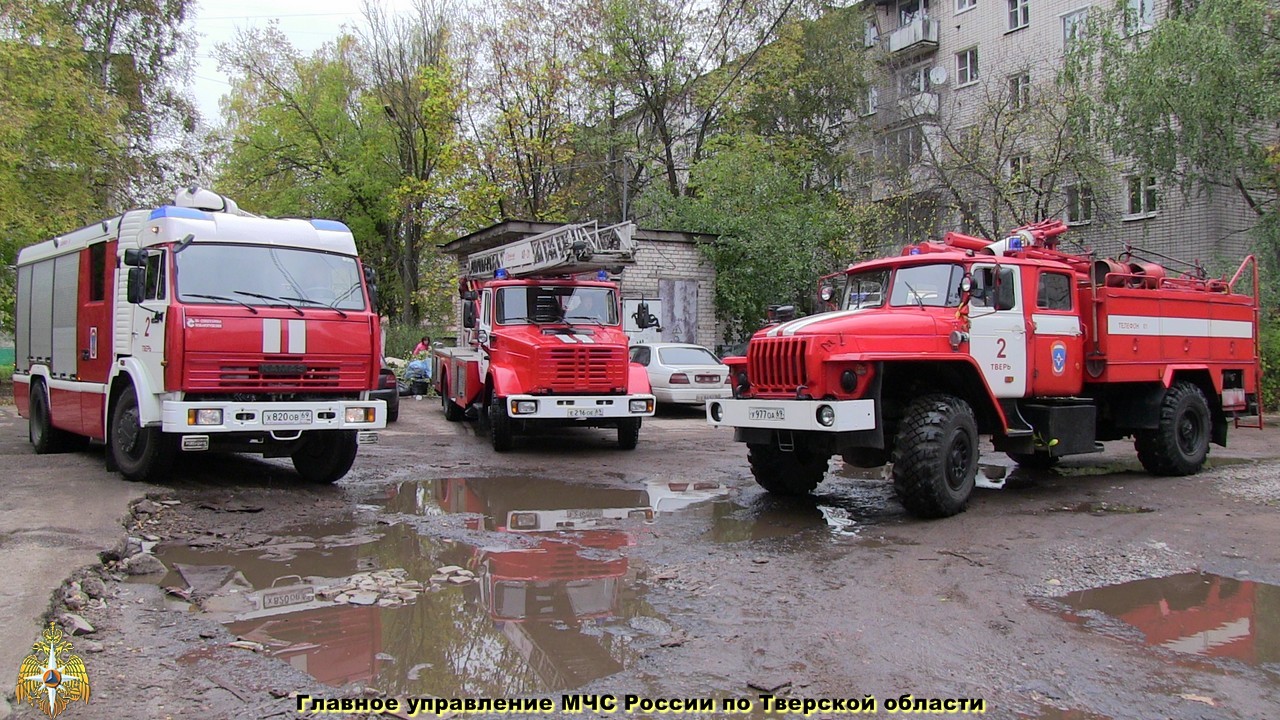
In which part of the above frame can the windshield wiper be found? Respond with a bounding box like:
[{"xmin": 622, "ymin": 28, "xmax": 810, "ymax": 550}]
[
  {"xmin": 235, "ymin": 290, "xmax": 303, "ymax": 316},
  {"xmin": 564, "ymin": 315, "xmax": 605, "ymax": 326},
  {"xmin": 281, "ymin": 295, "xmax": 348, "ymax": 318},
  {"xmin": 183, "ymin": 293, "xmax": 259, "ymax": 314},
  {"xmin": 901, "ymin": 281, "xmax": 925, "ymax": 310}
]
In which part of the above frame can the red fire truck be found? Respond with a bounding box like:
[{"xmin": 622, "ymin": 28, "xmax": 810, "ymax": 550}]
[
  {"xmin": 708, "ymin": 220, "xmax": 1262, "ymax": 518},
  {"xmin": 433, "ymin": 221, "xmax": 656, "ymax": 451},
  {"xmin": 12, "ymin": 187, "xmax": 386, "ymax": 484}
]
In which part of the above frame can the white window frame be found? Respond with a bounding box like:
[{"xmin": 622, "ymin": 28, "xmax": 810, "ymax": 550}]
[
  {"xmin": 1008, "ymin": 72, "xmax": 1031, "ymax": 109},
  {"xmin": 1126, "ymin": 0, "xmax": 1153, "ymax": 34},
  {"xmin": 1064, "ymin": 182, "xmax": 1093, "ymax": 225},
  {"xmin": 1007, "ymin": 0, "xmax": 1029, "ymax": 31},
  {"xmin": 899, "ymin": 0, "xmax": 929, "ymax": 27},
  {"xmin": 956, "ymin": 47, "xmax": 979, "ymax": 87},
  {"xmin": 1061, "ymin": 7, "xmax": 1089, "ymax": 49},
  {"xmin": 1007, "ymin": 154, "xmax": 1031, "ymax": 184},
  {"xmin": 955, "ymin": 0, "xmax": 976, "ymax": 14},
  {"xmin": 1124, "ymin": 175, "xmax": 1158, "ymax": 219},
  {"xmin": 862, "ymin": 86, "xmax": 879, "ymax": 116},
  {"xmin": 899, "ymin": 65, "xmax": 932, "ymax": 95}
]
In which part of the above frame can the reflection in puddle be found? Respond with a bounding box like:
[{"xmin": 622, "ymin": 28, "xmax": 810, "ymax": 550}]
[
  {"xmin": 1053, "ymin": 572, "xmax": 1280, "ymax": 673},
  {"xmin": 158, "ymin": 476, "xmax": 707, "ymax": 696}
]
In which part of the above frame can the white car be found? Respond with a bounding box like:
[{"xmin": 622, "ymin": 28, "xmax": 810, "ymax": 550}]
[{"xmin": 629, "ymin": 342, "xmax": 732, "ymax": 405}]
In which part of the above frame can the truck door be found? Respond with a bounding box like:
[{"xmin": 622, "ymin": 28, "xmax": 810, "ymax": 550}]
[
  {"xmin": 131, "ymin": 250, "xmax": 170, "ymax": 393},
  {"xmin": 1028, "ymin": 270, "xmax": 1083, "ymax": 396},
  {"xmin": 967, "ymin": 264, "xmax": 1027, "ymax": 397},
  {"xmin": 78, "ymin": 240, "xmax": 116, "ymax": 438},
  {"xmin": 477, "ymin": 288, "xmax": 493, "ymax": 388}
]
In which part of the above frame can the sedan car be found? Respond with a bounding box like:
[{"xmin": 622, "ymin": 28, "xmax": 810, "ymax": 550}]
[
  {"xmin": 370, "ymin": 366, "xmax": 400, "ymax": 423},
  {"xmin": 629, "ymin": 342, "xmax": 732, "ymax": 405}
]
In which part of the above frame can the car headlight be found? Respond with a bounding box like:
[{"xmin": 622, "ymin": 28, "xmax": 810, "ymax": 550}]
[
  {"xmin": 510, "ymin": 512, "xmax": 539, "ymax": 530},
  {"xmin": 188, "ymin": 408, "xmax": 222, "ymax": 426},
  {"xmin": 629, "ymin": 399, "xmax": 652, "ymax": 413},
  {"xmin": 345, "ymin": 407, "xmax": 376, "ymax": 423},
  {"xmin": 513, "ymin": 400, "xmax": 538, "ymax": 415}
]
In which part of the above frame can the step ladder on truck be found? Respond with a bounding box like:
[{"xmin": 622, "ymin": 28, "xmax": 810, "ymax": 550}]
[{"xmin": 433, "ymin": 221, "xmax": 657, "ymax": 451}]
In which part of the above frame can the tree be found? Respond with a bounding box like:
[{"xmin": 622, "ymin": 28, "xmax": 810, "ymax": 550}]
[{"xmin": 0, "ymin": 1, "xmax": 128, "ymax": 329}]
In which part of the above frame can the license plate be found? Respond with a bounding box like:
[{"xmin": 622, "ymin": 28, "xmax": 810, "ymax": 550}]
[
  {"xmin": 261, "ymin": 586, "xmax": 314, "ymax": 609},
  {"xmin": 568, "ymin": 408, "xmax": 604, "ymax": 417},
  {"xmin": 695, "ymin": 375, "xmax": 719, "ymax": 383},
  {"xmin": 263, "ymin": 410, "xmax": 312, "ymax": 425},
  {"xmin": 565, "ymin": 508, "xmax": 604, "ymax": 518},
  {"xmin": 695, "ymin": 394, "xmax": 716, "ymax": 402},
  {"xmin": 749, "ymin": 407, "xmax": 785, "ymax": 421}
]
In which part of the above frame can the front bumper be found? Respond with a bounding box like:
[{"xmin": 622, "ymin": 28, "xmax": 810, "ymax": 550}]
[
  {"xmin": 501, "ymin": 394, "xmax": 656, "ymax": 420},
  {"xmin": 653, "ymin": 386, "xmax": 733, "ymax": 405},
  {"xmin": 706, "ymin": 398, "xmax": 876, "ymax": 433},
  {"xmin": 161, "ymin": 399, "xmax": 387, "ymax": 434}
]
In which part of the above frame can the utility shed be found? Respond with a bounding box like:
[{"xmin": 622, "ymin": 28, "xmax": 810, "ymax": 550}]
[{"xmin": 441, "ymin": 220, "xmax": 721, "ymax": 349}]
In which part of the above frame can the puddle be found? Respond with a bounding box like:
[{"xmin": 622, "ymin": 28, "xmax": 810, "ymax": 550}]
[
  {"xmin": 155, "ymin": 476, "xmax": 700, "ymax": 695},
  {"xmin": 1051, "ymin": 572, "xmax": 1280, "ymax": 674},
  {"xmin": 1049, "ymin": 501, "xmax": 1154, "ymax": 514}
]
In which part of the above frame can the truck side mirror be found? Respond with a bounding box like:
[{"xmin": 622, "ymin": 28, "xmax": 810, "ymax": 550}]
[
  {"xmin": 767, "ymin": 304, "xmax": 796, "ymax": 323},
  {"xmin": 633, "ymin": 301, "xmax": 660, "ymax": 330},
  {"xmin": 462, "ymin": 302, "xmax": 476, "ymax": 329},
  {"xmin": 127, "ymin": 267, "xmax": 146, "ymax": 304},
  {"xmin": 123, "ymin": 248, "xmax": 146, "ymax": 267},
  {"xmin": 461, "ymin": 290, "xmax": 477, "ymax": 302}
]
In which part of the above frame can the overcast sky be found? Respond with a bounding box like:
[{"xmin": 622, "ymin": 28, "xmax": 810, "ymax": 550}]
[{"xmin": 190, "ymin": 1, "xmax": 397, "ymax": 123}]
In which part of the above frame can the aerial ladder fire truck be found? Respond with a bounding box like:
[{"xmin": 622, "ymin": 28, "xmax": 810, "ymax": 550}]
[
  {"xmin": 433, "ymin": 221, "xmax": 657, "ymax": 451},
  {"xmin": 12, "ymin": 187, "xmax": 386, "ymax": 484},
  {"xmin": 707, "ymin": 219, "xmax": 1262, "ymax": 518}
]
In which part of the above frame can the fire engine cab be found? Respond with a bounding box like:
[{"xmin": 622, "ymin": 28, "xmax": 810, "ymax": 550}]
[
  {"xmin": 433, "ymin": 221, "xmax": 656, "ymax": 451},
  {"xmin": 12, "ymin": 187, "xmax": 386, "ymax": 484},
  {"xmin": 708, "ymin": 220, "xmax": 1262, "ymax": 518}
]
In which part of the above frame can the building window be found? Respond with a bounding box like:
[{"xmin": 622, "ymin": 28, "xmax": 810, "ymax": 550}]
[
  {"xmin": 865, "ymin": 20, "xmax": 879, "ymax": 47},
  {"xmin": 1008, "ymin": 0, "xmax": 1029, "ymax": 30},
  {"xmin": 1126, "ymin": 0, "xmax": 1153, "ymax": 33},
  {"xmin": 1008, "ymin": 73, "xmax": 1031, "ymax": 109},
  {"xmin": 899, "ymin": 0, "xmax": 928, "ymax": 27},
  {"xmin": 1126, "ymin": 175, "xmax": 1158, "ymax": 217},
  {"xmin": 1008, "ymin": 155, "xmax": 1031, "ymax": 184},
  {"xmin": 884, "ymin": 126, "xmax": 925, "ymax": 165},
  {"xmin": 956, "ymin": 47, "xmax": 979, "ymax": 86},
  {"xmin": 1062, "ymin": 8, "xmax": 1088, "ymax": 48},
  {"xmin": 863, "ymin": 86, "xmax": 879, "ymax": 116},
  {"xmin": 899, "ymin": 65, "xmax": 931, "ymax": 95},
  {"xmin": 956, "ymin": 0, "xmax": 976, "ymax": 13},
  {"xmin": 1064, "ymin": 182, "xmax": 1093, "ymax": 224}
]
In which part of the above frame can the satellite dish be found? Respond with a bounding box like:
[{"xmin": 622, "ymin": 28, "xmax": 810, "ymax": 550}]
[{"xmin": 929, "ymin": 66, "xmax": 948, "ymax": 86}]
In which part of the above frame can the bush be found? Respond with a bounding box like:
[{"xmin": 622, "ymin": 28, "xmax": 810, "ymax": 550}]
[
  {"xmin": 383, "ymin": 323, "xmax": 449, "ymax": 361},
  {"xmin": 0, "ymin": 364, "xmax": 12, "ymax": 382},
  {"xmin": 1261, "ymin": 316, "xmax": 1280, "ymax": 412}
]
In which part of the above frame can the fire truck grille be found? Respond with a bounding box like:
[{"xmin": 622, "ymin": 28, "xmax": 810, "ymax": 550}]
[
  {"xmin": 186, "ymin": 355, "xmax": 366, "ymax": 391},
  {"xmin": 536, "ymin": 346, "xmax": 626, "ymax": 392},
  {"xmin": 748, "ymin": 338, "xmax": 810, "ymax": 393}
]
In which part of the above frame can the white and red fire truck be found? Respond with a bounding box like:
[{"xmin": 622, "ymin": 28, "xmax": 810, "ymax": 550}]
[
  {"xmin": 12, "ymin": 187, "xmax": 386, "ymax": 484},
  {"xmin": 433, "ymin": 221, "xmax": 656, "ymax": 451},
  {"xmin": 708, "ymin": 219, "xmax": 1262, "ymax": 518}
]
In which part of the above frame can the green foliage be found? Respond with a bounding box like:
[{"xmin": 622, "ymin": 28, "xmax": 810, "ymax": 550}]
[
  {"xmin": 0, "ymin": 363, "xmax": 13, "ymax": 383},
  {"xmin": 1261, "ymin": 316, "xmax": 1280, "ymax": 412},
  {"xmin": 643, "ymin": 134, "xmax": 890, "ymax": 341}
]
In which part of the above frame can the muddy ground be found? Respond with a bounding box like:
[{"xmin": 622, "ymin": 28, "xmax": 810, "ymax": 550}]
[{"xmin": 3, "ymin": 396, "xmax": 1279, "ymax": 720}]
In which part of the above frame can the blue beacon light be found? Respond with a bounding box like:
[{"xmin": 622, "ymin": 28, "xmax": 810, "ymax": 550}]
[
  {"xmin": 596, "ymin": 270, "xmax": 609, "ymax": 280},
  {"xmin": 495, "ymin": 268, "xmax": 510, "ymax": 279}
]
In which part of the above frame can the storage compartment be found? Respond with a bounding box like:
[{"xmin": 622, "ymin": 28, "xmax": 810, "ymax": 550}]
[{"xmin": 1022, "ymin": 402, "xmax": 1097, "ymax": 457}]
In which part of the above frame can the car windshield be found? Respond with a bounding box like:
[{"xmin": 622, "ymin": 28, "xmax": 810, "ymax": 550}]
[
  {"xmin": 843, "ymin": 270, "xmax": 889, "ymax": 310},
  {"xmin": 658, "ymin": 346, "xmax": 721, "ymax": 365},
  {"xmin": 890, "ymin": 263, "xmax": 965, "ymax": 308},
  {"xmin": 175, "ymin": 244, "xmax": 365, "ymax": 310},
  {"xmin": 496, "ymin": 286, "xmax": 618, "ymax": 325}
]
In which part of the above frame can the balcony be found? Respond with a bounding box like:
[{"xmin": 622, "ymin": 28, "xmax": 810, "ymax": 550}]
[
  {"xmin": 896, "ymin": 92, "xmax": 939, "ymax": 119},
  {"xmin": 888, "ymin": 17, "xmax": 939, "ymax": 57}
]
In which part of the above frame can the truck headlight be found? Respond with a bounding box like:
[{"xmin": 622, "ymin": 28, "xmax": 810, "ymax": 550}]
[
  {"xmin": 709, "ymin": 402, "xmax": 724, "ymax": 422},
  {"xmin": 510, "ymin": 512, "xmax": 539, "ymax": 530},
  {"xmin": 513, "ymin": 400, "xmax": 538, "ymax": 415},
  {"xmin": 345, "ymin": 407, "xmax": 376, "ymax": 423},
  {"xmin": 188, "ymin": 408, "xmax": 222, "ymax": 426},
  {"xmin": 629, "ymin": 399, "xmax": 652, "ymax": 413},
  {"xmin": 816, "ymin": 405, "xmax": 835, "ymax": 427}
]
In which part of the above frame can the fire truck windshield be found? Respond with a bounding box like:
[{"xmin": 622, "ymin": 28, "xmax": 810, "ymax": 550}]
[
  {"xmin": 175, "ymin": 244, "xmax": 366, "ymax": 311},
  {"xmin": 496, "ymin": 286, "xmax": 618, "ymax": 326},
  {"xmin": 888, "ymin": 264, "xmax": 965, "ymax": 308}
]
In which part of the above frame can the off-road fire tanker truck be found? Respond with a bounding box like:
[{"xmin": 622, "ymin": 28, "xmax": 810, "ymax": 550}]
[
  {"xmin": 707, "ymin": 220, "xmax": 1261, "ymax": 518},
  {"xmin": 433, "ymin": 221, "xmax": 656, "ymax": 451},
  {"xmin": 12, "ymin": 187, "xmax": 386, "ymax": 484}
]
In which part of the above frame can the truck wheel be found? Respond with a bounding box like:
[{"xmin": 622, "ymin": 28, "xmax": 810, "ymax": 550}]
[
  {"xmin": 891, "ymin": 394, "xmax": 978, "ymax": 518},
  {"xmin": 488, "ymin": 388, "xmax": 514, "ymax": 452},
  {"xmin": 110, "ymin": 390, "xmax": 175, "ymax": 483},
  {"xmin": 747, "ymin": 441, "xmax": 828, "ymax": 496},
  {"xmin": 1006, "ymin": 451, "xmax": 1059, "ymax": 470},
  {"xmin": 441, "ymin": 373, "xmax": 464, "ymax": 422},
  {"xmin": 617, "ymin": 418, "xmax": 641, "ymax": 450},
  {"xmin": 29, "ymin": 381, "xmax": 73, "ymax": 454},
  {"xmin": 292, "ymin": 430, "xmax": 358, "ymax": 484},
  {"xmin": 1135, "ymin": 381, "xmax": 1210, "ymax": 476}
]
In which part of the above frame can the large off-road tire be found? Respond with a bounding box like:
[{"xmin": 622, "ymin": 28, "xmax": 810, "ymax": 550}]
[
  {"xmin": 29, "ymin": 381, "xmax": 75, "ymax": 454},
  {"xmin": 1135, "ymin": 381, "xmax": 1210, "ymax": 476},
  {"xmin": 617, "ymin": 418, "xmax": 641, "ymax": 450},
  {"xmin": 110, "ymin": 390, "xmax": 176, "ymax": 483},
  {"xmin": 291, "ymin": 430, "xmax": 358, "ymax": 484},
  {"xmin": 891, "ymin": 394, "xmax": 979, "ymax": 519},
  {"xmin": 386, "ymin": 403, "xmax": 399, "ymax": 423},
  {"xmin": 441, "ymin": 373, "xmax": 464, "ymax": 422},
  {"xmin": 1006, "ymin": 451, "xmax": 1059, "ymax": 470},
  {"xmin": 746, "ymin": 440, "xmax": 828, "ymax": 496},
  {"xmin": 488, "ymin": 387, "xmax": 514, "ymax": 452}
]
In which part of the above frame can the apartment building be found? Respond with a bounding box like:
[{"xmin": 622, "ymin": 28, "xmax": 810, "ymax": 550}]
[{"xmin": 859, "ymin": 0, "xmax": 1258, "ymax": 272}]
